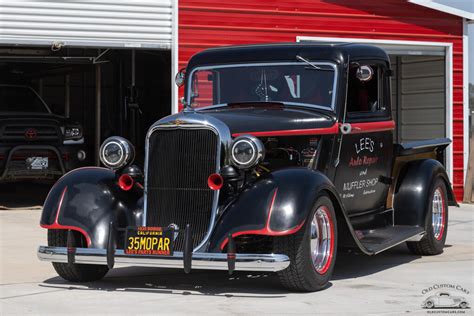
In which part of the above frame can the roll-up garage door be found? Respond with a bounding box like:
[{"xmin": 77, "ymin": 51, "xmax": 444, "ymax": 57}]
[
  {"xmin": 0, "ymin": 0, "xmax": 173, "ymax": 49},
  {"xmin": 390, "ymin": 55, "xmax": 445, "ymax": 143}
]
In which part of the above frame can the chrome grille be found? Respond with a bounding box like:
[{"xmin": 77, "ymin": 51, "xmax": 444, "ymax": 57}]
[{"xmin": 145, "ymin": 127, "xmax": 219, "ymax": 251}]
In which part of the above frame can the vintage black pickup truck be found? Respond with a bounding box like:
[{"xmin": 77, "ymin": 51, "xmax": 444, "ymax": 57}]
[{"xmin": 38, "ymin": 43, "xmax": 456, "ymax": 292}]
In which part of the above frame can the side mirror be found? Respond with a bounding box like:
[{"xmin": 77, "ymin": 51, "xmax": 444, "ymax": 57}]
[
  {"xmin": 175, "ymin": 68, "xmax": 186, "ymax": 87},
  {"xmin": 356, "ymin": 65, "xmax": 373, "ymax": 82}
]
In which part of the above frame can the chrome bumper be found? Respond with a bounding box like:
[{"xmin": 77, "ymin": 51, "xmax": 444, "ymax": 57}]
[{"xmin": 37, "ymin": 246, "xmax": 290, "ymax": 272}]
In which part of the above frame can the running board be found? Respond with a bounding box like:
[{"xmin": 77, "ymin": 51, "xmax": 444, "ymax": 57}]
[{"xmin": 356, "ymin": 225, "xmax": 424, "ymax": 254}]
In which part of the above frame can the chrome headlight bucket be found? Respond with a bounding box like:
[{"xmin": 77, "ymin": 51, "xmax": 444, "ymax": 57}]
[
  {"xmin": 230, "ymin": 135, "xmax": 265, "ymax": 169},
  {"xmin": 99, "ymin": 136, "xmax": 135, "ymax": 169}
]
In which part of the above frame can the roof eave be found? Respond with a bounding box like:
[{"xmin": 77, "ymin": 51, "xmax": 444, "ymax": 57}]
[{"xmin": 408, "ymin": 0, "xmax": 474, "ymax": 20}]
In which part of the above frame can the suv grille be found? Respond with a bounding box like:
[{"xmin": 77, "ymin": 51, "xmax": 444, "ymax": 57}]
[
  {"xmin": 2, "ymin": 125, "xmax": 59, "ymax": 141},
  {"xmin": 145, "ymin": 128, "xmax": 219, "ymax": 251}
]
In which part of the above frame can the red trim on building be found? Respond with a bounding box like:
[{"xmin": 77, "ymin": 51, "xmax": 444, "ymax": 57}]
[
  {"xmin": 40, "ymin": 186, "xmax": 92, "ymax": 247},
  {"xmin": 220, "ymin": 188, "xmax": 306, "ymax": 250}
]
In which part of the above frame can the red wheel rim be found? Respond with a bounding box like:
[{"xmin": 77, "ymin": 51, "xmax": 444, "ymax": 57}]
[
  {"xmin": 309, "ymin": 205, "xmax": 334, "ymax": 274},
  {"xmin": 432, "ymin": 187, "xmax": 446, "ymax": 241}
]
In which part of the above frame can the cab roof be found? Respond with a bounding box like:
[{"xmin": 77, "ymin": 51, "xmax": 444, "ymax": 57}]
[{"xmin": 187, "ymin": 43, "xmax": 390, "ymax": 69}]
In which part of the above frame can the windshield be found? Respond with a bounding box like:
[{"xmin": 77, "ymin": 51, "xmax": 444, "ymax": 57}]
[
  {"xmin": 187, "ymin": 62, "xmax": 337, "ymax": 110},
  {"xmin": 0, "ymin": 86, "xmax": 50, "ymax": 113}
]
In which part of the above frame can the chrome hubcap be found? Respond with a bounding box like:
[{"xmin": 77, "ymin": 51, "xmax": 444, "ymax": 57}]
[
  {"xmin": 310, "ymin": 206, "xmax": 333, "ymax": 274},
  {"xmin": 432, "ymin": 187, "xmax": 445, "ymax": 240}
]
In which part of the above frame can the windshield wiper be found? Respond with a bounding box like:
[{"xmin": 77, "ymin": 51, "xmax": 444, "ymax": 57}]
[
  {"xmin": 296, "ymin": 55, "xmax": 334, "ymax": 72},
  {"xmin": 296, "ymin": 55, "xmax": 322, "ymax": 70}
]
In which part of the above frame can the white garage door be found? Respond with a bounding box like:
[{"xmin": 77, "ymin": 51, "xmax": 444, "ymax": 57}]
[{"xmin": 0, "ymin": 0, "xmax": 173, "ymax": 49}]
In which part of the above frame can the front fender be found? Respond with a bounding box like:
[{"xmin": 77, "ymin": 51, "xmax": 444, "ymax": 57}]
[
  {"xmin": 40, "ymin": 167, "xmax": 143, "ymax": 248},
  {"xmin": 394, "ymin": 159, "xmax": 457, "ymax": 227},
  {"xmin": 208, "ymin": 168, "xmax": 339, "ymax": 252}
]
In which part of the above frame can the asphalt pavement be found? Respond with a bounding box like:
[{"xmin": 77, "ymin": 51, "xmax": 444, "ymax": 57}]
[{"xmin": 1, "ymin": 204, "xmax": 473, "ymax": 315}]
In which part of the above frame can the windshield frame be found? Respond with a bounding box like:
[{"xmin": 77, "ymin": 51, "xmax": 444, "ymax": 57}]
[
  {"xmin": 0, "ymin": 84, "xmax": 52, "ymax": 114},
  {"xmin": 186, "ymin": 61, "xmax": 338, "ymax": 112}
]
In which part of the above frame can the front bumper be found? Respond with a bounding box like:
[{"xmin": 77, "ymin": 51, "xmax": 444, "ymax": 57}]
[
  {"xmin": 0, "ymin": 144, "xmax": 87, "ymax": 181},
  {"xmin": 37, "ymin": 246, "xmax": 290, "ymax": 272}
]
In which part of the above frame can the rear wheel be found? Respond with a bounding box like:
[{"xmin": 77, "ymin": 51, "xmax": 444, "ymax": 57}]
[
  {"xmin": 274, "ymin": 194, "xmax": 337, "ymax": 292},
  {"xmin": 406, "ymin": 178, "xmax": 448, "ymax": 255},
  {"xmin": 48, "ymin": 229, "xmax": 109, "ymax": 282}
]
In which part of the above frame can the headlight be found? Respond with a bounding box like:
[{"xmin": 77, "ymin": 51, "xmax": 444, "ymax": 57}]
[
  {"xmin": 64, "ymin": 126, "xmax": 82, "ymax": 139},
  {"xmin": 230, "ymin": 135, "xmax": 265, "ymax": 169},
  {"xmin": 99, "ymin": 136, "xmax": 135, "ymax": 169}
]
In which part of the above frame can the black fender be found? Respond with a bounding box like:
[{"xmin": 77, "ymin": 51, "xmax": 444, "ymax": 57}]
[
  {"xmin": 40, "ymin": 167, "xmax": 144, "ymax": 248},
  {"xmin": 208, "ymin": 168, "xmax": 343, "ymax": 252},
  {"xmin": 394, "ymin": 159, "xmax": 457, "ymax": 227}
]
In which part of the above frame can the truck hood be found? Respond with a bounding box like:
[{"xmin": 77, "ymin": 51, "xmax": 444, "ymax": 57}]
[
  {"xmin": 198, "ymin": 105, "xmax": 337, "ymax": 136},
  {"xmin": 0, "ymin": 112, "xmax": 78, "ymax": 126}
]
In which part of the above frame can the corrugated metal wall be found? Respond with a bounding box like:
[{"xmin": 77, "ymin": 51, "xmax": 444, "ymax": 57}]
[
  {"xmin": 0, "ymin": 0, "xmax": 173, "ymax": 48},
  {"xmin": 179, "ymin": 0, "xmax": 465, "ymax": 200}
]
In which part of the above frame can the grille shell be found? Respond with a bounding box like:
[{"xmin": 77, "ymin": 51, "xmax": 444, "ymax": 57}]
[{"xmin": 145, "ymin": 127, "xmax": 220, "ymax": 251}]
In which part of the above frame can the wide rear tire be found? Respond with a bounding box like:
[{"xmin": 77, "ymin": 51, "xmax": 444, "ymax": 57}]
[
  {"xmin": 406, "ymin": 178, "xmax": 448, "ymax": 255},
  {"xmin": 48, "ymin": 229, "xmax": 109, "ymax": 282},
  {"xmin": 274, "ymin": 194, "xmax": 337, "ymax": 292}
]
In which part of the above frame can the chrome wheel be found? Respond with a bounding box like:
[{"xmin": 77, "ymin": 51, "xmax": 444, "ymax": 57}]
[
  {"xmin": 432, "ymin": 187, "xmax": 446, "ymax": 240},
  {"xmin": 310, "ymin": 206, "xmax": 334, "ymax": 274}
]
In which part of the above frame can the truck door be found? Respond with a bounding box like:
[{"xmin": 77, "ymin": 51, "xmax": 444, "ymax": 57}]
[{"xmin": 333, "ymin": 63, "xmax": 394, "ymax": 215}]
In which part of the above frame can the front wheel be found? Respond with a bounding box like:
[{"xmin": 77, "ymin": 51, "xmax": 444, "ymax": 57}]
[
  {"xmin": 406, "ymin": 178, "xmax": 448, "ymax": 255},
  {"xmin": 274, "ymin": 194, "xmax": 337, "ymax": 292},
  {"xmin": 48, "ymin": 229, "xmax": 109, "ymax": 282}
]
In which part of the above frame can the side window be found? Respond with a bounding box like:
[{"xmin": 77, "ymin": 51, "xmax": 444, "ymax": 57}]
[
  {"xmin": 346, "ymin": 64, "xmax": 385, "ymax": 115},
  {"xmin": 190, "ymin": 70, "xmax": 215, "ymax": 108}
]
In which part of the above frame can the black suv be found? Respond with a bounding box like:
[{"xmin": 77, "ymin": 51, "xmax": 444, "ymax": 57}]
[{"xmin": 0, "ymin": 84, "xmax": 86, "ymax": 182}]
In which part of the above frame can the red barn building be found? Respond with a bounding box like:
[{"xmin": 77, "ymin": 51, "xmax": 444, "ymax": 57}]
[
  {"xmin": 0, "ymin": 0, "xmax": 470, "ymax": 200},
  {"xmin": 178, "ymin": 0, "xmax": 471, "ymax": 200}
]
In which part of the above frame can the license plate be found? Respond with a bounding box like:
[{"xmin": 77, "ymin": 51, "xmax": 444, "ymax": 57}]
[
  {"xmin": 124, "ymin": 226, "xmax": 174, "ymax": 256},
  {"xmin": 26, "ymin": 157, "xmax": 48, "ymax": 170}
]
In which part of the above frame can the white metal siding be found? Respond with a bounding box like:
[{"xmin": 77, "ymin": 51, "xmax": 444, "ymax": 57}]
[{"xmin": 0, "ymin": 0, "xmax": 173, "ymax": 49}]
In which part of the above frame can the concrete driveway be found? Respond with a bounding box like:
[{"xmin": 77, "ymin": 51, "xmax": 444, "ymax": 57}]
[{"xmin": 1, "ymin": 205, "xmax": 473, "ymax": 315}]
